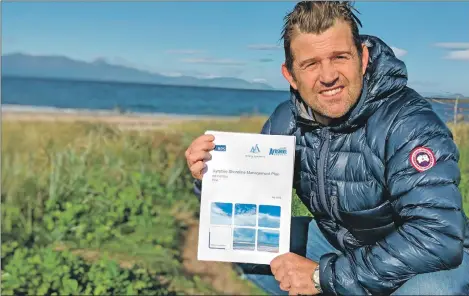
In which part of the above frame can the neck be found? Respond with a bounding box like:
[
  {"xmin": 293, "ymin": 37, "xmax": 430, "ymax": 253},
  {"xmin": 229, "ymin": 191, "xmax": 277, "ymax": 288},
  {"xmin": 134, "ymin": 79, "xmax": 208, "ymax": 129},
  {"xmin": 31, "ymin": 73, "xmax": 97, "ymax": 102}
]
[{"xmin": 312, "ymin": 111, "xmax": 332, "ymax": 126}]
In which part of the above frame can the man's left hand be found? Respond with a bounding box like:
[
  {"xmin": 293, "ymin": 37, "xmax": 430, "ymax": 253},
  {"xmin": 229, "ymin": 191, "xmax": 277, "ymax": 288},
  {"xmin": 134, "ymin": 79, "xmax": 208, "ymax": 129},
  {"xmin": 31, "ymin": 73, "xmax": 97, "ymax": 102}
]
[{"xmin": 270, "ymin": 252, "xmax": 320, "ymax": 295}]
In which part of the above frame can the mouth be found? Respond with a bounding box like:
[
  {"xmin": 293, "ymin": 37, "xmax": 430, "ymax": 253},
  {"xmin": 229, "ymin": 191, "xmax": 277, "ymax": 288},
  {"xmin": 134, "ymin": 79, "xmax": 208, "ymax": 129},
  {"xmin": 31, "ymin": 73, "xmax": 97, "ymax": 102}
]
[{"xmin": 319, "ymin": 86, "xmax": 344, "ymax": 97}]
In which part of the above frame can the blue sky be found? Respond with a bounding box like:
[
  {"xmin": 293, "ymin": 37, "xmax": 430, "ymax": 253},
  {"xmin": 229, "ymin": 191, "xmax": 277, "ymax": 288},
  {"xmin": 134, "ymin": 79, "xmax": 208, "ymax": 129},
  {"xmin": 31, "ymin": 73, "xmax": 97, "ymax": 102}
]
[
  {"xmin": 2, "ymin": 1, "xmax": 469, "ymax": 94},
  {"xmin": 211, "ymin": 202, "xmax": 232, "ymax": 225},
  {"xmin": 259, "ymin": 205, "xmax": 281, "ymax": 228}
]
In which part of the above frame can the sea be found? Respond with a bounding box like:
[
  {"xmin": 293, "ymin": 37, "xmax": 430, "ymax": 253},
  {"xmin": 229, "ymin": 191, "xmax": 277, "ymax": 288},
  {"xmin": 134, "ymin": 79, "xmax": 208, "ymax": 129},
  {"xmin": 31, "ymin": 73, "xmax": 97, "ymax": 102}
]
[
  {"xmin": 1, "ymin": 76, "xmax": 289, "ymax": 117},
  {"xmin": 1, "ymin": 76, "xmax": 465, "ymax": 122},
  {"xmin": 257, "ymin": 244, "xmax": 279, "ymax": 253},
  {"xmin": 233, "ymin": 242, "xmax": 255, "ymax": 251}
]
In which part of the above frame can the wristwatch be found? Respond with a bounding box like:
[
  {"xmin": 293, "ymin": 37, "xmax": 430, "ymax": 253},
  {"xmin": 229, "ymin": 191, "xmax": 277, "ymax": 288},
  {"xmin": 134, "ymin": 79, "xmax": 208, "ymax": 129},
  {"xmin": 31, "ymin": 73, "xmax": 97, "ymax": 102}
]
[{"xmin": 312, "ymin": 265, "xmax": 322, "ymax": 294}]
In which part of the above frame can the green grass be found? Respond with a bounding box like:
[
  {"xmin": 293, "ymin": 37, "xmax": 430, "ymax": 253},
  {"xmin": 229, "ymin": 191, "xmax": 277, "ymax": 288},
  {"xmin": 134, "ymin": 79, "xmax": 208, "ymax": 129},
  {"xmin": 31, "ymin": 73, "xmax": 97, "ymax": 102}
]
[
  {"xmin": 1, "ymin": 120, "xmax": 253, "ymax": 295},
  {"xmin": 448, "ymin": 123, "xmax": 469, "ymax": 213},
  {"xmin": 1, "ymin": 118, "xmax": 467, "ymax": 294}
]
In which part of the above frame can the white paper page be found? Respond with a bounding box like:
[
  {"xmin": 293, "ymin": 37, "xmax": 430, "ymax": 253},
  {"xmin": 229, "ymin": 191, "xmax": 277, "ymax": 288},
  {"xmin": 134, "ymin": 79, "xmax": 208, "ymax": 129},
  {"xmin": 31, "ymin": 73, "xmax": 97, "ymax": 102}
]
[{"xmin": 197, "ymin": 130, "xmax": 296, "ymax": 265}]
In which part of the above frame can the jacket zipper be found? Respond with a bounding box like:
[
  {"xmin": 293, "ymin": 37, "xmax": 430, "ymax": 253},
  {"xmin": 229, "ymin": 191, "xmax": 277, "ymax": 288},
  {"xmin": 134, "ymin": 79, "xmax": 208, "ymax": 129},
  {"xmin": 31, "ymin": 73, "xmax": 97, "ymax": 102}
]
[
  {"xmin": 317, "ymin": 128, "xmax": 330, "ymax": 213},
  {"xmin": 330, "ymin": 196, "xmax": 341, "ymax": 222}
]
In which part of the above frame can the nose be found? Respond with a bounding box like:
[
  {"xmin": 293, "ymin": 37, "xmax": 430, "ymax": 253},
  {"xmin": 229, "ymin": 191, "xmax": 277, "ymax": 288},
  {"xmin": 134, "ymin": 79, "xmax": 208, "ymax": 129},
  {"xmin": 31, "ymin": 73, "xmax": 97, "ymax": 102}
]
[{"xmin": 319, "ymin": 61, "xmax": 339, "ymax": 87}]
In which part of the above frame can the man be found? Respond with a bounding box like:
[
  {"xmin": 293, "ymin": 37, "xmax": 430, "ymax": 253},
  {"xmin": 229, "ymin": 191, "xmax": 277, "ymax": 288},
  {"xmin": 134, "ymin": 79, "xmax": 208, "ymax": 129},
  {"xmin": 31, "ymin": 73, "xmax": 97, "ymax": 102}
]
[{"xmin": 185, "ymin": 1, "xmax": 469, "ymax": 295}]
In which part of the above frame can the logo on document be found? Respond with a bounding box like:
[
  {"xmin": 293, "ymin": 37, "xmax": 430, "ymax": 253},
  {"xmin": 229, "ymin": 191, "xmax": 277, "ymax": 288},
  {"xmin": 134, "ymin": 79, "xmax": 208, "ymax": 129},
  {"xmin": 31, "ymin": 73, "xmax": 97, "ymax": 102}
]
[
  {"xmin": 245, "ymin": 144, "xmax": 265, "ymax": 158},
  {"xmin": 214, "ymin": 145, "xmax": 227, "ymax": 152},
  {"xmin": 269, "ymin": 147, "xmax": 287, "ymax": 156},
  {"xmin": 250, "ymin": 144, "xmax": 261, "ymax": 154}
]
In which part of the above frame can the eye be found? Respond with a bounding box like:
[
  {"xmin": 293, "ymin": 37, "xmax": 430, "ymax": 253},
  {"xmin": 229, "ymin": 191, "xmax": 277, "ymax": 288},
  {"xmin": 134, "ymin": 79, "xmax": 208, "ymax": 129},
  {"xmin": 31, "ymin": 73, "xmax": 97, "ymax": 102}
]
[
  {"xmin": 335, "ymin": 55, "xmax": 346, "ymax": 59},
  {"xmin": 300, "ymin": 61, "xmax": 317, "ymax": 70}
]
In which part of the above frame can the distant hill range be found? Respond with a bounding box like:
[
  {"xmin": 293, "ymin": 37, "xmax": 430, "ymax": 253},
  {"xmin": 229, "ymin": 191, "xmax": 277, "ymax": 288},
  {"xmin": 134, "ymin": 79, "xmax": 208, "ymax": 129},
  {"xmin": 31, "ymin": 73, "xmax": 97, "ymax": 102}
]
[
  {"xmin": 420, "ymin": 92, "xmax": 468, "ymax": 100},
  {"xmin": 1, "ymin": 53, "xmax": 275, "ymax": 91},
  {"xmin": 2, "ymin": 53, "xmax": 467, "ymax": 97}
]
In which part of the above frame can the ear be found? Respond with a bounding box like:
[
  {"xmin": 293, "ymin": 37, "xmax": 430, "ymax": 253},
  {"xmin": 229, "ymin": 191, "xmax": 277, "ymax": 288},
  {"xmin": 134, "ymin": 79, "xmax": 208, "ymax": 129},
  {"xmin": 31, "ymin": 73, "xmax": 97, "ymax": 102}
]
[
  {"xmin": 361, "ymin": 43, "xmax": 369, "ymax": 75},
  {"xmin": 281, "ymin": 63, "xmax": 298, "ymax": 90}
]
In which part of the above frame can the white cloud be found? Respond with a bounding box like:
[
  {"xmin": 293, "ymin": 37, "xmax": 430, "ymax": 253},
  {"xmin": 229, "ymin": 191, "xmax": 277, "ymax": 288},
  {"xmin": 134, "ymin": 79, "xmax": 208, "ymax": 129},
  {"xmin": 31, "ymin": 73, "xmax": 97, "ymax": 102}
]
[
  {"xmin": 252, "ymin": 78, "xmax": 267, "ymax": 83},
  {"xmin": 234, "ymin": 228, "xmax": 255, "ymax": 242},
  {"xmin": 211, "ymin": 204, "xmax": 232, "ymax": 225},
  {"xmin": 258, "ymin": 229, "xmax": 279, "ymax": 245},
  {"xmin": 409, "ymin": 80, "xmax": 440, "ymax": 87},
  {"xmin": 433, "ymin": 42, "xmax": 469, "ymax": 49},
  {"xmin": 258, "ymin": 212, "xmax": 280, "ymax": 228},
  {"xmin": 390, "ymin": 46, "xmax": 407, "ymax": 58},
  {"xmin": 166, "ymin": 49, "xmax": 205, "ymax": 54},
  {"xmin": 198, "ymin": 74, "xmax": 222, "ymax": 79},
  {"xmin": 444, "ymin": 49, "xmax": 469, "ymax": 61},
  {"xmin": 248, "ymin": 44, "xmax": 282, "ymax": 50},
  {"xmin": 234, "ymin": 213, "xmax": 256, "ymax": 226},
  {"xmin": 234, "ymin": 206, "xmax": 257, "ymax": 226},
  {"xmin": 181, "ymin": 58, "xmax": 246, "ymax": 66},
  {"xmin": 161, "ymin": 72, "xmax": 183, "ymax": 77},
  {"xmin": 433, "ymin": 42, "xmax": 469, "ymax": 61}
]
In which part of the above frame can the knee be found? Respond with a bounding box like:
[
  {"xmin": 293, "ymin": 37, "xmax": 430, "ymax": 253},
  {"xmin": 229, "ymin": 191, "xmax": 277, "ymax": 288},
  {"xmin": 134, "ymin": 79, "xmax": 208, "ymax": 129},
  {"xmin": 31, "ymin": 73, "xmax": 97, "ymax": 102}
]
[{"xmin": 305, "ymin": 220, "xmax": 340, "ymax": 262}]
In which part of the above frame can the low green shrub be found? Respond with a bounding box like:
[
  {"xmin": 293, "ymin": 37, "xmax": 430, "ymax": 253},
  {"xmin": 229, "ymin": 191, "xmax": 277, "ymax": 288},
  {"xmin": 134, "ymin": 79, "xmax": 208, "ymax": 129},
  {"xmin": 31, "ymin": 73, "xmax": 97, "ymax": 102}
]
[{"xmin": 1, "ymin": 247, "xmax": 172, "ymax": 296}]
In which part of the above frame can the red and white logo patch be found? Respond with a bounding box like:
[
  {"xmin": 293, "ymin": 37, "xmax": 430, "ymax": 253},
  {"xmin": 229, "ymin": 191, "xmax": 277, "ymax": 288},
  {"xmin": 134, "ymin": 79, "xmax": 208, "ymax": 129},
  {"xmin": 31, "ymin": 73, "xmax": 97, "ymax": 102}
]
[{"xmin": 410, "ymin": 147, "xmax": 435, "ymax": 172}]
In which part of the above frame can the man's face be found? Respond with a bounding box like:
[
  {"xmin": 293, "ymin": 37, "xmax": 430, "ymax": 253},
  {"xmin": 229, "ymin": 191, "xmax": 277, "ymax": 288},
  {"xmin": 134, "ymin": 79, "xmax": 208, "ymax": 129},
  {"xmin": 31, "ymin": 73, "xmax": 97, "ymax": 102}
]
[{"xmin": 282, "ymin": 20, "xmax": 369, "ymax": 120}]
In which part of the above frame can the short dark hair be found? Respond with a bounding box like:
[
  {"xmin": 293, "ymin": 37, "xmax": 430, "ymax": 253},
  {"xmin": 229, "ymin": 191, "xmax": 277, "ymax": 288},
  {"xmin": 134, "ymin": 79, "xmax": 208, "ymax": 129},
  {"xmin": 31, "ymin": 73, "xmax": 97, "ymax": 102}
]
[{"xmin": 281, "ymin": 1, "xmax": 363, "ymax": 74}]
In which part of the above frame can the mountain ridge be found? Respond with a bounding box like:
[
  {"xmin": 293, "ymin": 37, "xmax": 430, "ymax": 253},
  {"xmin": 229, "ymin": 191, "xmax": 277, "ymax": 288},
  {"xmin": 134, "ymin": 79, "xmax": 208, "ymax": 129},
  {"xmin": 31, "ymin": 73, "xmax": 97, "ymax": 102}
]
[
  {"xmin": 2, "ymin": 53, "xmax": 276, "ymax": 91},
  {"xmin": 2, "ymin": 53, "xmax": 467, "ymax": 97}
]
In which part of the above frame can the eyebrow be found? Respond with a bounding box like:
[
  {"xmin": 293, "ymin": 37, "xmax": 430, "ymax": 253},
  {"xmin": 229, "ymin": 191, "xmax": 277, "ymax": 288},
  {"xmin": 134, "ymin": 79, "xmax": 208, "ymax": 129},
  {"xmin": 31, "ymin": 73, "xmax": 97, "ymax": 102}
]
[{"xmin": 298, "ymin": 50, "xmax": 352, "ymax": 68}]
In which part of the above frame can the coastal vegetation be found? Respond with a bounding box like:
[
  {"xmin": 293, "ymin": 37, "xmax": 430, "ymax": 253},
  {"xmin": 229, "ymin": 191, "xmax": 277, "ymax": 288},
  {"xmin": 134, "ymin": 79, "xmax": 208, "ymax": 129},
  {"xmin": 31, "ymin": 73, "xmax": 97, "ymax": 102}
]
[{"xmin": 1, "ymin": 116, "xmax": 468, "ymax": 294}]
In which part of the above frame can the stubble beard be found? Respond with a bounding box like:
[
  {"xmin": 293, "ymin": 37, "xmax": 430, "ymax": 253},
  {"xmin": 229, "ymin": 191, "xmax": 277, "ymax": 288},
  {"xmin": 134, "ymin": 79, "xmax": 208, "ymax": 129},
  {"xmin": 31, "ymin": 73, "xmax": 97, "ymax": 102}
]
[{"xmin": 302, "ymin": 74, "xmax": 363, "ymax": 121}]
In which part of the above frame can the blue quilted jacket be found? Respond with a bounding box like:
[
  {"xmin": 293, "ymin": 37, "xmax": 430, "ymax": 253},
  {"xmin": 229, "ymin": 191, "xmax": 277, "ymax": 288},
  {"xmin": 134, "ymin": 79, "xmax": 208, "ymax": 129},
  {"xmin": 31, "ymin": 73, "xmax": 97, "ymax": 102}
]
[{"xmin": 260, "ymin": 35, "xmax": 469, "ymax": 295}]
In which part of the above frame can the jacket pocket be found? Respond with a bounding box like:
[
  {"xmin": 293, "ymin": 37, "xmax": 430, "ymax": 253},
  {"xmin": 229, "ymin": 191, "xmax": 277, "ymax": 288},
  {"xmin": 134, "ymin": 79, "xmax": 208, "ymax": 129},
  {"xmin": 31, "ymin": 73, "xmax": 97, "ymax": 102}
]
[
  {"xmin": 339, "ymin": 200, "xmax": 394, "ymax": 230},
  {"xmin": 349, "ymin": 221, "xmax": 396, "ymax": 245}
]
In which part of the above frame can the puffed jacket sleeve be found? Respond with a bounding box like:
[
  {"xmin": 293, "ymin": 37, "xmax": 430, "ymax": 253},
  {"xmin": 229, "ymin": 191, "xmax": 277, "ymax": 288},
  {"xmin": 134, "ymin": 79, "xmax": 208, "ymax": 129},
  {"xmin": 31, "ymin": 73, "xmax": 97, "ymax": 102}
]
[{"xmin": 319, "ymin": 99, "xmax": 466, "ymax": 295}]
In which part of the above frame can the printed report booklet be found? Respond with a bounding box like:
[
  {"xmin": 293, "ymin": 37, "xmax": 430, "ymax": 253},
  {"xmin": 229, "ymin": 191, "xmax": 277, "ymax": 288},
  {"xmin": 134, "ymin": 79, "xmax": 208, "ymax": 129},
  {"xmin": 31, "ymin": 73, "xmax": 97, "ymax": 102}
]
[{"xmin": 197, "ymin": 130, "xmax": 296, "ymax": 265}]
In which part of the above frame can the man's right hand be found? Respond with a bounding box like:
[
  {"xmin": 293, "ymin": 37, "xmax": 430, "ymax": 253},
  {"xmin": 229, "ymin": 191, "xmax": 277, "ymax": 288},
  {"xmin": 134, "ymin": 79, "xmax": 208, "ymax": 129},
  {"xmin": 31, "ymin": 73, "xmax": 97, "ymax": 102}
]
[{"xmin": 185, "ymin": 134, "xmax": 215, "ymax": 180}]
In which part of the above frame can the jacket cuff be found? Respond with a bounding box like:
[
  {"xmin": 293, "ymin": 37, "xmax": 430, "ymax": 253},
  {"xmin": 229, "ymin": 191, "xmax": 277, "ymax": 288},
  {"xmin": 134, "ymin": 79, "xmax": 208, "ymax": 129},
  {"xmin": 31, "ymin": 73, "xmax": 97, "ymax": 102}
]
[
  {"xmin": 319, "ymin": 253, "xmax": 338, "ymax": 295},
  {"xmin": 193, "ymin": 179, "xmax": 202, "ymax": 200}
]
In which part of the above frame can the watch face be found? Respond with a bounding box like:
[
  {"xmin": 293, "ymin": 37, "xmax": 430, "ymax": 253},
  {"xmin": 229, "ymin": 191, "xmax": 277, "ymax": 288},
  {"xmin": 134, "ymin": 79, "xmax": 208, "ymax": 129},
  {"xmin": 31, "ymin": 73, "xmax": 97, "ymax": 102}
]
[
  {"xmin": 312, "ymin": 267, "xmax": 322, "ymax": 292},
  {"xmin": 313, "ymin": 271, "xmax": 320, "ymax": 283}
]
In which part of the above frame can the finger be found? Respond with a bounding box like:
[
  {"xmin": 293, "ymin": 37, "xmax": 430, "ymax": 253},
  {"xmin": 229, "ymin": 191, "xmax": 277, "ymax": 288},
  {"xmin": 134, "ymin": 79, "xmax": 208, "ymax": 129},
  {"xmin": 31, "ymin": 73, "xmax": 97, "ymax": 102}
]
[
  {"xmin": 289, "ymin": 275, "xmax": 309, "ymax": 296},
  {"xmin": 288, "ymin": 282, "xmax": 306, "ymax": 296},
  {"xmin": 192, "ymin": 134, "xmax": 215, "ymax": 147},
  {"xmin": 279, "ymin": 280, "xmax": 291, "ymax": 292},
  {"xmin": 185, "ymin": 135, "xmax": 215, "ymax": 161},
  {"xmin": 188, "ymin": 151, "xmax": 212, "ymax": 166},
  {"xmin": 270, "ymin": 254, "xmax": 285, "ymax": 273},
  {"xmin": 289, "ymin": 286, "xmax": 310, "ymax": 296},
  {"xmin": 190, "ymin": 161, "xmax": 206, "ymax": 179},
  {"xmin": 201, "ymin": 134, "xmax": 215, "ymax": 142},
  {"xmin": 288, "ymin": 287, "xmax": 299, "ymax": 296},
  {"xmin": 290, "ymin": 274, "xmax": 303, "ymax": 290},
  {"xmin": 274, "ymin": 266, "xmax": 286, "ymax": 282},
  {"xmin": 192, "ymin": 140, "xmax": 216, "ymax": 153}
]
